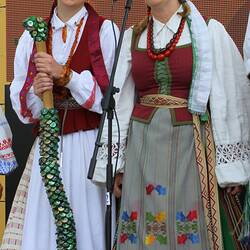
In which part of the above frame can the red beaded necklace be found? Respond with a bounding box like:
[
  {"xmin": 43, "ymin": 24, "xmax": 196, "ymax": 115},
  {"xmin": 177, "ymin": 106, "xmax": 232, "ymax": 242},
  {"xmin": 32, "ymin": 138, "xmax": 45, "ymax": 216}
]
[{"xmin": 147, "ymin": 17, "xmax": 186, "ymax": 61}]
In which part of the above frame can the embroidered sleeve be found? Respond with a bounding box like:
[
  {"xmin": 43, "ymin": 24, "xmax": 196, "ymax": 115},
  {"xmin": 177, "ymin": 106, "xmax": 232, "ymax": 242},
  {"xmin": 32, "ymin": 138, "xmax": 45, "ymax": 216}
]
[
  {"xmin": 214, "ymin": 141, "xmax": 250, "ymax": 187},
  {"xmin": 208, "ymin": 19, "xmax": 250, "ymax": 187},
  {"xmin": 216, "ymin": 142, "xmax": 250, "ymax": 166},
  {"xmin": 93, "ymin": 140, "xmax": 127, "ymax": 183},
  {"xmin": 97, "ymin": 141, "xmax": 127, "ymax": 163}
]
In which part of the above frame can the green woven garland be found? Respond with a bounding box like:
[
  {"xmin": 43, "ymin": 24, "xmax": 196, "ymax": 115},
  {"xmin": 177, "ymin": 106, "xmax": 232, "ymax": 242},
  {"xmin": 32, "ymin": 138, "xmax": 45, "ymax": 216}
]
[{"xmin": 39, "ymin": 108, "xmax": 77, "ymax": 250}]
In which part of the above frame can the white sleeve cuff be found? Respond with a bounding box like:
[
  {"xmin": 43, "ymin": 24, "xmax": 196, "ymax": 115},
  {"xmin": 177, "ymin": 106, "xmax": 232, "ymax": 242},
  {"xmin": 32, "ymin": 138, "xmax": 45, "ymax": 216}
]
[
  {"xmin": 65, "ymin": 70, "xmax": 103, "ymax": 113},
  {"xmin": 92, "ymin": 158, "xmax": 125, "ymax": 184},
  {"xmin": 215, "ymin": 161, "xmax": 250, "ymax": 187},
  {"xmin": 92, "ymin": 141, "xmax": 126, "ymax": 183}
]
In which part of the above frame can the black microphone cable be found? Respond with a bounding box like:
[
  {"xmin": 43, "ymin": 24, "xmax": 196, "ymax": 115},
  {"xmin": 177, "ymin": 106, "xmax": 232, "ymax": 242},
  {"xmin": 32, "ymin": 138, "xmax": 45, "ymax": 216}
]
[{"xmin": 109, "ymin": 0, "xmax": 121, "ymax": 183}]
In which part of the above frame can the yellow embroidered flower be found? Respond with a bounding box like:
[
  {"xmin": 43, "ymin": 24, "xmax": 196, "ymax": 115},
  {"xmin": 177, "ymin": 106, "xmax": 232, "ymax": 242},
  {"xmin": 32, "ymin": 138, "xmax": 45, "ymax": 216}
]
[
  {"xmin": 155, "ymin": 211, "xmax": 166, "ymax": 223},
  {"xmin": 145, "ymin": 235, "xmax": 156, "ymax": 245}
]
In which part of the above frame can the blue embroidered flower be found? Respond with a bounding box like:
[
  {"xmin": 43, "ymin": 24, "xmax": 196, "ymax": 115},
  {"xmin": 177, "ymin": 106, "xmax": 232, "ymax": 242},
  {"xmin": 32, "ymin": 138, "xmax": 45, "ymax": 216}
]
[
  {"xmin": 155, "ymin": 185, "xmax": 167, "ymax": 195},
  {"xmin": 176, "ymin": 212, "xmax": 186, "ymax": 222},
  {"xmin": 128, "ymin": 234, "xmax": 137, "ymax": 244},
  {"xmin": 122, "ymin": 211, "xmax": 130, "ymax": 222},
  {"xmin": 188, "ymin": 233, "xmax": 200, "ymax": 244}
]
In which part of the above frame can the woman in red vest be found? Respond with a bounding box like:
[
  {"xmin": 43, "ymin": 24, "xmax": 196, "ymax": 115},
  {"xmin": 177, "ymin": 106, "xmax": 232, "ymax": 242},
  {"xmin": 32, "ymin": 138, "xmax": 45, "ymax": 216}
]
[
  {"xmin": 1, "ymin": 0, "xmax": 119, "ymax": 249},
  {"xmin": 95, "ymin": 0, "xmax": 250, "ymax": 249}
]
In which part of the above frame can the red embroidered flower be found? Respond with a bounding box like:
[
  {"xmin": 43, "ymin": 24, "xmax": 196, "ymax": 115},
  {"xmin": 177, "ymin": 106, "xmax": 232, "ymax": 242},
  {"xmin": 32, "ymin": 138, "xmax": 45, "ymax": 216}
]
[
  {"xmin": 177, "ymin": 234, "xmax": 187, "ymax": 244},
  {"xmin": 130, "ymin": 211, "xmax": 138, "ymax": 221},
  {"xmin": 187, "ymin": 210, "xmax": 198, "ymax": 221},
  {"xmin": 119, "ymin": 233, "xmax": 128, "ymax": 243},
  {"xmin": 146, "ymin": 184, "xmax": 155, "ymax": 195}
]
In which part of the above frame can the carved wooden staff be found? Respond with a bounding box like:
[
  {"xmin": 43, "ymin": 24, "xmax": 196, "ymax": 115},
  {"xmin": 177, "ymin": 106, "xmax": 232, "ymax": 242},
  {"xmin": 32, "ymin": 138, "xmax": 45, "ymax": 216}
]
[{"xmin": 23, "ymin": 16, "xmax": 77, "ymax": 250}]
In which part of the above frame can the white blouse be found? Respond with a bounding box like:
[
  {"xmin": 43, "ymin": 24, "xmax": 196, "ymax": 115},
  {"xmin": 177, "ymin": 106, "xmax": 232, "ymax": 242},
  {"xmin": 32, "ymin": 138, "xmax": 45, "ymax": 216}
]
[
  {"xmin": 10, "ymin": 5, "xmax": 119, "ymax": 123},
  {"xmin": 244, "ymin": 12, "xmax": 250, "ymax": 75},
  {"xmin": 94, "ymin": 10, "xmax": 250, "ymax": 188}
]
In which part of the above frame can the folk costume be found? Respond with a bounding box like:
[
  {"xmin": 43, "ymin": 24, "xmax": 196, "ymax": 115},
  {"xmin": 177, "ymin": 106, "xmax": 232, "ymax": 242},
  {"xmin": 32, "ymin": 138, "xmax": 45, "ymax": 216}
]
[
  {"xmin": 1, "ymin": 3, "xmax": 118, "ymax": 250},
  {"xmin": 95, "ymin": 1, "xmax": 250, "ymax": 250}
]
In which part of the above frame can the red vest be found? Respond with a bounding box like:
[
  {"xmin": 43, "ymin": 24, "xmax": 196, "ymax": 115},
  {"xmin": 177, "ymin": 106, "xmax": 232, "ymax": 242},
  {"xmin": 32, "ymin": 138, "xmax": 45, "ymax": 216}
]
[
  {"xmin": 131, "ymin": 30, "xmax": 193, "ymax": 125},
  {"xmin": 20, "ymin": 3, "xmax": 109, "ymax": 134}
]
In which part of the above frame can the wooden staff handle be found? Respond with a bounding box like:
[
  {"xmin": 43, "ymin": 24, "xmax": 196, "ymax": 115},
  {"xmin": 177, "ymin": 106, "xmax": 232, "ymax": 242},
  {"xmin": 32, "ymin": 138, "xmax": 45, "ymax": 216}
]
[{"xmin": 35, "ymin": 41, "xmax": 54, "ymax": 109}]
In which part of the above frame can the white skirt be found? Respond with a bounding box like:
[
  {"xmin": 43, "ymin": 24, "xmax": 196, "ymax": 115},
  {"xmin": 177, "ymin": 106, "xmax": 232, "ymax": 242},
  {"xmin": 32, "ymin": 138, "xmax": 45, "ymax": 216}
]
[{"xmin": 2, "ymin": 129, "xmax": 113, "ymax": 250}]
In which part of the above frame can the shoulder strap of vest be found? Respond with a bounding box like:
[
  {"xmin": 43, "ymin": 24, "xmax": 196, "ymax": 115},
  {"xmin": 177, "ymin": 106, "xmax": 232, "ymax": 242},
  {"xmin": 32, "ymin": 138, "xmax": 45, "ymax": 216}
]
[{"xmin": 85, "ymin": 3, "xmax": 110, "ymax": 94}]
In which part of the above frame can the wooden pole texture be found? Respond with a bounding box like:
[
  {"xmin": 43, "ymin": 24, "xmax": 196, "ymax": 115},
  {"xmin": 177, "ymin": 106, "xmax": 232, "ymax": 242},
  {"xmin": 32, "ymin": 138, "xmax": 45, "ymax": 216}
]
[{"xmin": 35, "ymin": 41, "xmax": 54, "ymax": 109}]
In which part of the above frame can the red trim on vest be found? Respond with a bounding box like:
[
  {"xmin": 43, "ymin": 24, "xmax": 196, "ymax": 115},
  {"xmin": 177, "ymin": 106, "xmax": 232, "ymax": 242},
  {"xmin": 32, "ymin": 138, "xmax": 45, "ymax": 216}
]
[
  {"xmin": 19, "ymin": 45, "xmax": 38, "ymax": 123},
  {"xmin": 82, "ymin": 76, "xmax": 97, "ymax": 110},
  {"xmin": 85, "ymin": 3, "xmax": 110, "ymax": 94}
]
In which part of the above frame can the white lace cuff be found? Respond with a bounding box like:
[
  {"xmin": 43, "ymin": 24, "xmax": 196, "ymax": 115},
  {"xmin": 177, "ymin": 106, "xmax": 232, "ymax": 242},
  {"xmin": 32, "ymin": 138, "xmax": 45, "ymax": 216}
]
[
  {"xmin": 92, "ymin": 141, "xmax": 127, "ymax": 183},
  {"xmin": 96, "ymin": 142, "xmax": 126, "ymax": 161},
  {"xmin": 215, "ymin": 141, "xmax": 250, "ymax": 187}
]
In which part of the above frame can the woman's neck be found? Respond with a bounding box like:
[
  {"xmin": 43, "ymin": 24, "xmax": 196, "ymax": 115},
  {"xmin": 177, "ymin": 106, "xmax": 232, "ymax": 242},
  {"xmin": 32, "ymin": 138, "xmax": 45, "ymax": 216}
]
[
  {"xmin": 57, "ymin": 2, "xmax": 85, "ymax": 23},
  {"xmin": 151, "ymin": 0, "xmax": 181, "ymax": 23}
]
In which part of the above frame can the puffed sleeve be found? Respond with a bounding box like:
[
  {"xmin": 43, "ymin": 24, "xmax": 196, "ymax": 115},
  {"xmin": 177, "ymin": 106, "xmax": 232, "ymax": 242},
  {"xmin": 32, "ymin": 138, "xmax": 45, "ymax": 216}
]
[
  {"xmin": 93, "ymin": 28, "xmax": 135, "ymax": 183},
  {"xmin": 208, "ymin": 19, "xmax": 250, "ymax": 187},
  {"xmin": 10, "ymin": 31, "xmax": 43, "ymax": 124},
  {"xmin": 65, "ymin": 20, "xmax": 120, "ymax": 114}
]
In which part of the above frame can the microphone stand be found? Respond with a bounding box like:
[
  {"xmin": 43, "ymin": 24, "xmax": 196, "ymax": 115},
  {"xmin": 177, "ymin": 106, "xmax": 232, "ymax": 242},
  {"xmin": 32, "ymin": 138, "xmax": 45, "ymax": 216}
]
[{"xmin": 87, "ymin": 0, "xmax": 133, "ymax": 250}]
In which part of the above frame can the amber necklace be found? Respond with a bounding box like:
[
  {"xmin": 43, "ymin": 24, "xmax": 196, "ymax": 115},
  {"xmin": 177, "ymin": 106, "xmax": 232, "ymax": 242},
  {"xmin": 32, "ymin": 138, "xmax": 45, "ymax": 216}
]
[{"xmin": 47, "ymin": 15, "xmax": 85, "ymax": 69}]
